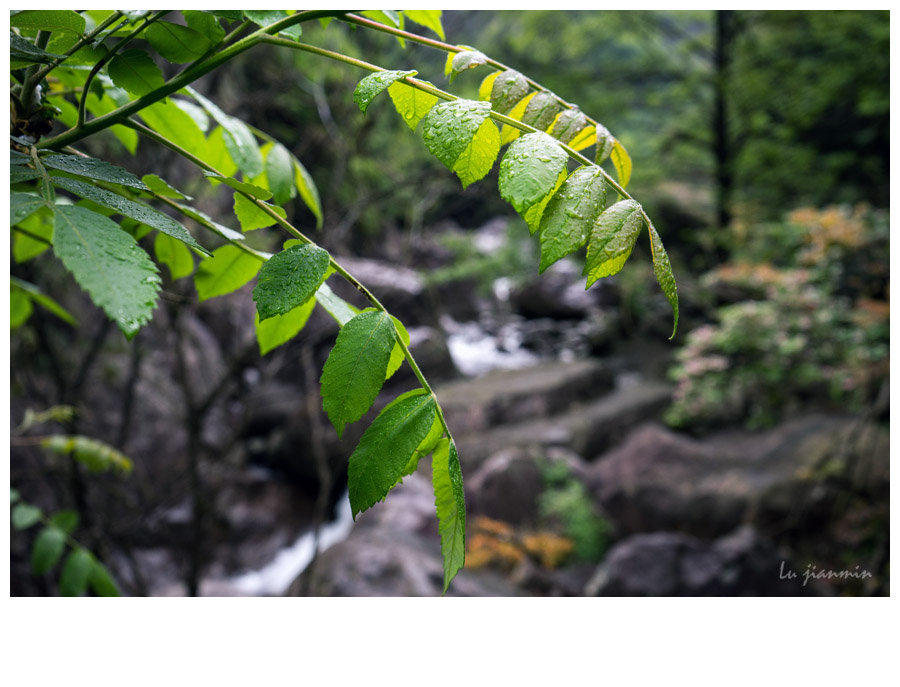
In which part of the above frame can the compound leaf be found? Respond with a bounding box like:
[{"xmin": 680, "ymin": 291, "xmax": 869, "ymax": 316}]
[
  {"xmin": 194, "ymin": 244, "xmax": 264, "ymax": 301},
  {"xmin": 255, "ymin": 298, "xmax": 316, "ymax": 355},
  {"xmin": 253, "ymin": 243, "xmax": 330, "ymax": 321},
  {"xmin": 433, "ymin": 438, "xmax": 466, "ymax": 593},
  {"xmin": 584, "ymin": 199, "xmax": 644, "ymax": 287},
  {"xmin": 538, "ymin": 165, "xmax": 608, "ymax": 272},
  {"xmin": 52, "ymin": 205, "xmax": 160, "ymax": 339},
  {"xmin": 347, "ymin": 389, "xmax": 437, "ymax": 518},
  {"xmin": 321, "ymin": 309, "xmax": 397, "ymax": 438}
]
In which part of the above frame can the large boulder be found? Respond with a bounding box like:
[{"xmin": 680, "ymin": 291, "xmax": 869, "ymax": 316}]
[
  {"xmin": 584, "ymin": 526, "xmax": 807, "ymax": 596},
  {"xmin": 587, "ymin": 414, "xmax": 890, "ymax": 540}
]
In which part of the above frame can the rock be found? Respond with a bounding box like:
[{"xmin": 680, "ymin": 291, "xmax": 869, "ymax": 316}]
[
  {"xmin": 585, "ymin": 526, "xmax": 808, "ymax": 596},
  {"xmin": 330, "ymin": 255, "xmax": 433, "ymax": 326},
  {"xmin": 437, "ymin": 358, "xmax": 614, "ymax": 435},
  {"xmin": 452, "ymin": 375, "xmax": 671, "ymax": 469},
  {"xmin": 510, "ymin": 258, "xmax": 620, "ymax": 320},
  {"xmin": 587, "ymin": 414, "xmax": 890, "ymax": 540},
  {"xmin": 466, "ymin": 447, "xmax": 588, "ymax": 526},
  {"xmin": 287, "ymin": 473, "xmax": 524, "ymax": 596}
]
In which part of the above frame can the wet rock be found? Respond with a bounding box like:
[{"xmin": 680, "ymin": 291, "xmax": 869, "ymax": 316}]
[
  {"xmin": 510, "ymin": 258, "xmax": 620, "ymax": 320},
  {"xmin": 587, "ymin": 414, "xmax": 890, "ymax": 540},
  {"xmin": 331, "ymin": 255, "xmax": 433, "ymax": 326},
  {"xmin": 584, "ymin": 526, "xmax": 804, "ymax": 596},
  {"xmin": 287, "ymin": 474, "xmax": 524, "ymax": 596},
  {"xmin": 437, "ymin": 358, "xmax": 614, "ymax": 434},
  {"xmin": 466, "ymin": 446, "xmax": 589, "ymax": 526}
]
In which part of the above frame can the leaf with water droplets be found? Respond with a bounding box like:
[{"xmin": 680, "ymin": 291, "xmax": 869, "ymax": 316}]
[
  {"xmin": 354, "ymin": 70, "xmax": 417, "ymax": 114},
  {"xmin": 524, "ymin": 170, "xmax": 567, "ymax": 235},
  {"xmin": 595, "ymin": 123, "xmax": 615, "ymax": 164},
  {"xmin": 453, "ymin": 118, "xmax": 501, "ymax": 189},
  {"xmin": 611, "ymin": 139, "xmax": 632, "ymax": 188},
  {"xmin": 538, "ymin": 165, "xmax": 607, "ymax": 272},
  {"xmin": 107, "ymin": 49, "xmax": 165, "ymax": 96},
  {"xmin": 388, "ymin": 80, "xmax": 440, "ymax": 131},
  {"xmin": 478, "ymin": 71, "xmax": 501, "ymax": 102},
  {"xmin": 320, "ymin": 309, "xmax": 397, "ymax": 438},
  {"xmin": 499, "ymin": 91, "xmax": 537, "ymax": 146},
  {"xmin": 549, "ymin": 108, "xmax": 590, "ymax": 145},
  {"xmin": 253, "ymin": 243, "xmax": 330, "ymax": 321},
  {"xmin": 40, "ymin": 154, "xmax": 148, "ymax": 191},
  {"xmin": 52, "ymin": 205, "xmax": 160, "ymax": 339},
  {"xmin": 649, "ymin": 222, "xmax": 679, "ymax": 339},
  {"xmin": 421, "ymin": 99, "xmax": 493, "ymax": 172},
  {"xmin": 433, "ymin": 438, "xmax": 466, "ymax": 594},
  {"xmin": 447, "ymin": 49, "xmax": 488, "ymax": 82},
  {"xmin": 490, "ymin": 70, "xmax": 529, "ymax": 115},
  {"xmin": 522, "ymin": 91, "xmax": 561, "ymax": 133},
  {"xmin": 347, "ymin": 389, "xmax": 437, "ymax": 518},
  {"xmin": 194, "ymin": 244, "xmax": 264, "ymax": 301},
  {"xmin": 499, "ymin": 132, "xmax": 569, "ymax": 215},
  {"xmin": 584, "ymin": 199, "xmax": 644, "ymax": 287}
]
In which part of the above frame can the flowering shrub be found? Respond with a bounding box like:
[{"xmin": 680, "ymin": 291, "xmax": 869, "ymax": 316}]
[{"xmin": 667, "ymin": 205, "xmax": 888, "ymax": 431}]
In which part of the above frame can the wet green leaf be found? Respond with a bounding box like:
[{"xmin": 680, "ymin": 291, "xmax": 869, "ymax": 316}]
[{"xmin": 253, "ymin": 243, "xmax": 330, "ymax": 321}]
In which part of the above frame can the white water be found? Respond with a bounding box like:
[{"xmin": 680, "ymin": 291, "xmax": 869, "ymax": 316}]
[
  {"xmin": 441, "ymin": 314, "xmax": 539, "ymax": 377},
  {"xmin": 226, "ymin": 491, "xmax": 355, "ymax": 596}
]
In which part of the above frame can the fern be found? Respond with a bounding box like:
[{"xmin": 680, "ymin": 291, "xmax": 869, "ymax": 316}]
[{"xmin": 10, "ymin": 9, "xmax": 679, "ymax": 593}]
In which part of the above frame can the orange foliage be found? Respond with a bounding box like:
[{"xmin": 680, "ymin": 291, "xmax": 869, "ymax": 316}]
[{"xmin": 465, "ymin": 516, "xmax": 574, "ymax": 571}]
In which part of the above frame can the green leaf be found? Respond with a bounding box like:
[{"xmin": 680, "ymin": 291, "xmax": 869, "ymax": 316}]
[
  {"xmin": 610, "ymin": 139, "xmax": 632, "ymax": 188},
  {"xmin": 11, "ymin": 10, "xmax": 85, "ymax": 34},
  {"xmin": 10, "ymin": 286, "xmax": 33, "ymax": 329},
  {"xmin": 292, "ymin": 157, "xmax": 323, "ymax": 229},
  {"xmin": 385, "ymin": 316, "xmax": 410, "ymax": 381},
  {"xmin": 233, "ymin": 193, "xmax": 286, "ymax": 232},
  {"xmin": 649, "ymin": 223, "xmax": 679, "ymax": 339},
  {"xmin": 361, "ymin": 10, "xmax": 400, "ymax": 28},
  {"xmin": 403, "ymin": 10, "xmax": 445, "ymax": 39},
  {"xmin": 205, "ymin": 172, "xmax": 272, "ymax": 200},
  {"xmin": 568, "ymin": 125, "xmax": 597, "ymax": 153},
  {"xmin": 83, "ymin": 93, "xmax": 139, "ymax": 154},
  {"xmin": 59, "ymin": 548, "xmax": 94, "ymax": 597},
  {"xmin": 142, "ymin": 174, "xmax": 190, "ymax": 200},
  {"xmin": 11, "ymin": 277, "xmax": 76, "ymax": 326},
  {"xmin": 584, "ymin": 199, "xmax": 644, "ymax": 287},
  {"xmin": 524, "ymin": 170, "xmax": 567, "ymax": 235},
  {"xmin": 388, "ymin": 80, "xmax": 439, "ymax": 132},
  {"xmin": 499, "ymin": 132, "xmax": 569, "ymax": 215},
  {"xmin": 522, "ymin": 91, "xmax": 562, "ymax": 133},
  {"xmin": 88, "ymin": 558, "xmax": 120, "ymax": 596},
  {"xmin": 40, "ymin": 154, "xmax": 148, "ymax": 191},
  {"xmin": 154, "ymin": 232, "xmax": 195, "ymax": 280},
  {"xmin": 314, "ymin": 281, "xmax": 358, "ymax": 326},
  {"xmin": 51, "ymin": 176, "xmax": 209, "ymax": 255},
  {"xmin": 243, "ymin": 10, "xmax": 302, "ymax": 39},
  {"xmin": 538, "ymin": 165, "xmax": 608, "ymax": 272},
  {"xmin": 255, "ymin": 298, "xmax": 316, "ymax": 355},
  {"xmin": 11, "ymin": 488, "xmax": 21, "ymax": 504},
  {"xmin": 10, "ymin": 32, "xmax": 65, "ymax": 65},
  {"xmin": 478, "ymin": 71, "xmax": 502, "ymax": 102},
  {"xmin": 347, "ymin": 389, "xmax": 438, "ymax": 518},
  {"xmin": 12, "ymin": 207, "xmax": 54, "ymax": 263},
  {"xmin": 11, "ymin": 193, "xmax": 46, "ymax": 226},
  {"xmin": 253, "ymin": 243, "xmax": 330, "ymax": 321},
  {"xmin": 490, "ymin": 70, "xmax": 530, "ymax": 115},
  {"xmin": 354, "ymin": 70, "xmax": 417, "ymax": 114},
  {"xmin": 31, "ymin": 526, "xmax": 66, "ymax": 575},
  {"xmin": 187, "ymin": 86, "xmax": 263, "ymax": 178},
  {"xmin": 172, "ymin": 202, "xmax": 244, "ymax": 242},
  {"xmin": 107, "ymin": 49, "xmax": 165, "ymax": 96},
  {"xmin": 41, "ymin": 435, "xmax": 133, "ymax": 473},
  {"xmin": 498, "ymin": 92, "xmax": 537, "ymax": 146},
  {"xmin": 595, "ymin": 123, "xmax": 615, "ymax": 164},
  {"xmin": 194, "ymin": 244, "xmax": 264, "ymax": 301},
  {"xmin": 52, "ymin": 205, "xmax": 160, "ymax": 339},
  {"xmin": 421, "ymin": 99, "xmax": 493, "ymax": 172},
  {"xmin": 550, "ymin": 108, "xmax": 590, "ymax": 145},
  {"xmin": 11, "ymin": 503, "xmax": 43, "ymax": 530},
  {"xmin": 183, "ymin": 10, "xmax": 226, "ymax": 46},
  {"xmin": 448, "ymin": 50, "xmax": 489, "ymax": 81},
  {"xmin": 453, "ymin": 118, "xmax": 500, "ymax": 189},
  {"xmin": 320, "ymin": 310, "xmax": 397, "ymax": 438},
  {"xmin": 432, "ymin": 439, "xmax": 466, "ymax": 593},
  {"xmin": 49, "ymin": 510, "xmax": 79, "ymax": 535},
  {"xmin": 139, "ymin": 100, "xmax": 208, "ymax": 161},
  {"xmin": 144, "ymin": 20, "xmax": 211, "ymax": 63},
  {"xmin": 264, "ymin": 143, "xmax": 294, "ymax": 206}
]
